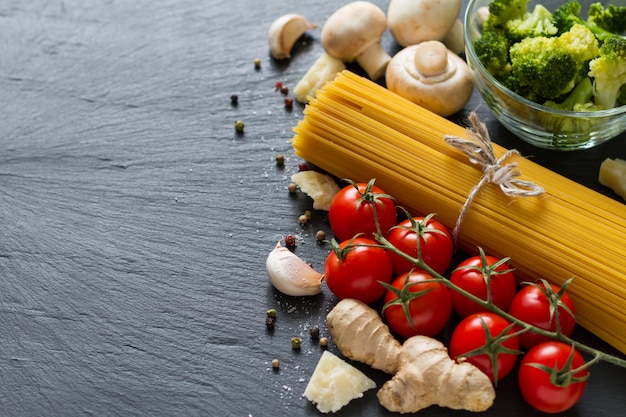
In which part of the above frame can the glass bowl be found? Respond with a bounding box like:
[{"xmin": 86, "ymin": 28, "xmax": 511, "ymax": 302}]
[{"xmin": 464, "ymin": 0, "xmax": 626, "ymax": 150}]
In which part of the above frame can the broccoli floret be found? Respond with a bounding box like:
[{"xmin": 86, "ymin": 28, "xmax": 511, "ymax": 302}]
[
  {"xmin": 588, "ymin": 36, "xmax": 626, "ymax": 109},
  {"xmin": 508, "ymin": 25, "xmax": 598, "ymax": 100},
  {"xmin": 553, "ymin": 0, "xmax": 625, "ymax": 42},
  {"xmin": 588, "ymin": 3, "xmax": 626, "ymax": 35},
  {"xmin": 543, "ymin": 77, "xmax": 598, "ymax": 111},
  {"xmin": 484, "ymin": 0, "xmax": 530, "ymax": 32},
  {"xmin": 473, "ymin": 30, "xmax": 512, "ymax": 77},
  {"xmin": 506, "ymin": 4, "xmax": 558, "ymax": 42}
]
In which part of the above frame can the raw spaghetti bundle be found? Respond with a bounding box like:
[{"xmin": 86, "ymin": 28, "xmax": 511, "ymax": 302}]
[{"xmin": 292, "ymin": 70, "xmax": 626, "ymax": 354}]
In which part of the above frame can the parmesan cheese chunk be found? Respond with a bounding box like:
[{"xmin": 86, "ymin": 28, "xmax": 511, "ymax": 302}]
[
  {"xmin": 599, "ymin": 157, "xmax": 626, "ymax": 201},
  {"xmin": 303, "ymin": 350, "xmax": 376, "ymax": 413},
  {"xmin": 291, "ymin": 171, "xmax": 340, "ymax": 211}
]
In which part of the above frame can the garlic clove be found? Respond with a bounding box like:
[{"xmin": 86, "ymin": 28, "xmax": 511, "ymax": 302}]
[
  {"xmin": 268, "ymin": 14, "xmax": 318, "ymax": 60},
  {"xmin": 266, "ymin": 241, "xmax": 323, "ymax": 296}
]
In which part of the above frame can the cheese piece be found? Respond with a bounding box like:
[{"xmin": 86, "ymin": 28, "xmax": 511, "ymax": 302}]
[
  {"xmin": 294, "ymin": 52, "xmax": 346, "ymax": 104},
  {"xmin": 303, "ymin": 350, "xmax": 376, "ymax": 413},
  {"xmin": 599, "ymin": 158, "xmax": 626, "ymax": 201},
  {"xmin": 291, "ymin": 171, "xmax": 340, "ymax": 211}
]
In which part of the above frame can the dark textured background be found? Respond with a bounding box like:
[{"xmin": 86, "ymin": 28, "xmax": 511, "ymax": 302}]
[{"xmin": 1, "ymin": 0, "xmax": 625, "ymax": 416}]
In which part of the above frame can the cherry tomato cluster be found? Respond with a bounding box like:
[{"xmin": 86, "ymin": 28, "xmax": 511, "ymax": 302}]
[{"xmin": 323, "ymin": 180, "xmax": 587, "ymax": 414}]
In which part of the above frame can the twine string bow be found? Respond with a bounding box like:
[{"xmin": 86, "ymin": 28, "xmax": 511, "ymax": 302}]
[{"xmin": 444, "ymin": 112, "xmax": 544, "ymax": 245}]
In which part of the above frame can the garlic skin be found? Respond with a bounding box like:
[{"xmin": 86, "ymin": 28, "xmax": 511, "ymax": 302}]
[
  {"xmin": 268, "ymin": 14, "xmax": 318, "ymax": 60},
  {"xmin": 266, "ymin": 241, "xmax": 323, "ymax": 296}
]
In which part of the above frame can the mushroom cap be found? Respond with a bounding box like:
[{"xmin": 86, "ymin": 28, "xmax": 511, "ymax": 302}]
[
  {"xmin": 386, "ymin": 42, "xmax": 474, "ymax": 117},
  {"xmin": 387, "ymin": 0, "xmax": 462, "ymax": 47},
  {"xmin": 321, "ymin": 1, "xmax": 387, "ymax": 62}
]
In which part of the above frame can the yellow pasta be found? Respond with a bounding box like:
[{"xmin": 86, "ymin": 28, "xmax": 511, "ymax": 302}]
[{"xmin": 292, "ymin": 70, "xmax": 626, "ymax": 354}]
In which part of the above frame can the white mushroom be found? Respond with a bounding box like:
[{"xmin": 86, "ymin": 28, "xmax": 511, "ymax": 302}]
[
  {"xmin": 387, "ymin": 0, "xmax": 462, "ymax": 47},
  {"xmin": 385, "ymin": 40, "xmax": 474, "ymax": 117},
  {"xmin": 321, "ymin": 1, "xmax": 391, "ymax": 80},
  {"xmin": 441, "ymin": 19, "xmax": 465, "ymax": 56}
]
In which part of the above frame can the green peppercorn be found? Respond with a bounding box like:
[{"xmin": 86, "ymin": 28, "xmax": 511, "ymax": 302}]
[
  {"xmin": 291, "ymin": 336, "xmax": 302, "ymax": 349},
  {"xmin": 275, "ymin": 154, "xmax": 285, "ymax": 166},
  {"xmin": 234, "ymin": 120, "xmax": 245, "ymax": 133},
  {"xmin": 266, "ymin": 308, "xmax": 277, "ymax": 318}
]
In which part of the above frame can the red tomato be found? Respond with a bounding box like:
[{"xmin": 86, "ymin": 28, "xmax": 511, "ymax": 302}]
[
  {"xmin": 518, "ymin": 341, "xmax": 588, "ymax": 413},
  {"xmin": 449, "ymin": 312, "xmax": 520, "ymax": 382},
  {"xmin": 324, "ymin": 236, "xmax": 393, "ymax": 304},
  {"xmin": 386, "ymin": 214, "xmax": 454, "ymax": 276},
  {"xmin": 508, "ymin": 280, "xmax": 576, "ymax": 350},
  {"xmin": 328, "ymin": 179, "xmax": 397, "ymax": 241},
  {"xmin": 449, "ymin": 252, "xmax": 517, "ymax": 318},
  {"xmin": 381, "ymin": 270, "xmax": 452, "ymax": 339}
]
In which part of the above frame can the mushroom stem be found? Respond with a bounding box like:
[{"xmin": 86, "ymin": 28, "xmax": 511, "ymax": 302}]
[
  {"xmin": 356, "ymin": 42, "xmax": 391, "ymax": 80},
  {"xmin": 413, "ymin": 41, "xmax": 450, "ymax": 79}
]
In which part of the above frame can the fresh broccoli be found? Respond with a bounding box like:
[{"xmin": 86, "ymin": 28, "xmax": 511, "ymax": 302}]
[
  {"xmin": 473, "ymin": 30, "xmax": 512, "ymax": 77},
  {"xmin": 588, "ymin": 3, "xmax": 626, "ymax": 35},
  {"xmin": 543, "ymin": 77, "xmax": 600, "ymax": 111},
  {"xmin": 553, "ymin": 0, "xmax": 625, "ymax": 42},
  {"xmin": 508, "ymin": 24, "xmax": 599, "ymax": 100},
  {"xmin": 506, "ymin": 4, "xmax": 558, "ymax": 42},
  {"xmin": 483, "ymin": 0, "xmax": 530, "ymax": 32},
  {"xmin": 588, "ymin": 36, "xmax": 626, "ymax": 109}
]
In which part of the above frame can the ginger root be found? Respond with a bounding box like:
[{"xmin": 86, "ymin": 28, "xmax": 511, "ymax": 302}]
[{"xmin": 327, "ymin": 298, "xmax": 495, "ymax": 413}]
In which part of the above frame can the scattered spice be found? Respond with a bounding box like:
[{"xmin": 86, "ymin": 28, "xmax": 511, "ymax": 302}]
[
  {"xmin": 234, "ymin": 120, "xmax": 245, "ymax": 133},
  {"xmin": 280, "ymin": 85, "xmax": 289, "ymax": 95},
  {"xmin": 304, "ymin": 210, "xmax": 313, "ymax": 220},
  {"xmin": 230, "ymin": 94, "xmax": 238, "ymax": 106},
  {"xmin": 319, "ymin": 337, "xmax": 328, "ymax": 347},
  {"xmin": 309, "ymin": 327, "xmax": 320, "ymax": 340},
  {"xmin": 315, "ymin": 230, "xmax": 326, "ymax": 242},
  {"xmin": 299, "ymin": 214, "xmax": 308, "ymax": 226},
  {"xmin": 284, "ymin": 234, "xmax": 297, "ymax": 247},
  {"xmin": 272, "ymin": 358, "xmax": 280, "ymax": 369},
  {"xmin": 275, "ymin": 154, "xmax": 285, "ymax": 167},
  {"xmin": 266, "ymin": 308, "xmax": 277, "ymax": 318},
  {"xmin": 265, "ymin": 316, "xmax": 275, "ymax": 329},
  {"xmin": 287, "ymin": 182, "xmax": 298, "ymax": 193},
  {"xmin": 284, "ymin": 96, "xmax": 294, "ymax": 109},
  {"xmin": 298, "ymin": 162, "xmax": 309, "ymax": 171},
  {"xmin": 275, "ymin": 81, "xmax": 283, "ymax": 90},
  {"xmin": 253, "ymin": 57, "xmax": 262, "ymax": 69},
  {"xmin": 291, "ymin": 336, "xmax": 302, "ymax": 349}
]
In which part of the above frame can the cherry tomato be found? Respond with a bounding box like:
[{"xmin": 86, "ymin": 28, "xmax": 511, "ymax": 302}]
[
  {"xmin": 381, "ymin": 270, "xmax": 452, "ymax": 339},
  {"xmin": 508, "ymin": 280, "xmax": 576, "ymax": 350},
  {"xmin": 449, "ymin": 251, "xmax": 517, "ymax": 318},
  {"xmin": 328, "ymin": 179, "xmax": 397, "ymax": 241},
  {"xmin": 386, "ymin": 214, "xmax": 453, "ymax": 276},
  {"xmin": 324, "ymin": 236, "xmax": 393, "ymax": 304},
  {"xmin": 518, "ymin": 341, "xmax": 588, "ymax": 413},
  {"xmin": 449, "ymin": 312, "xmax": 520, "ymax": 382}
]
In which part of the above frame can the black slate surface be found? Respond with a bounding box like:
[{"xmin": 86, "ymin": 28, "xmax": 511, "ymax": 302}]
[{"xmin": 1, "ymin": 0, "xmax": 625, "ymax": 416}]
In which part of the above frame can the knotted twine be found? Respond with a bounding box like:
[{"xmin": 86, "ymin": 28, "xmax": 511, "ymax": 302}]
[{"xmin": 444, "ymin": 112, "xmax": 544, "ymax": 246}]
